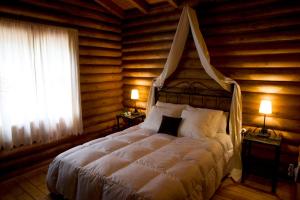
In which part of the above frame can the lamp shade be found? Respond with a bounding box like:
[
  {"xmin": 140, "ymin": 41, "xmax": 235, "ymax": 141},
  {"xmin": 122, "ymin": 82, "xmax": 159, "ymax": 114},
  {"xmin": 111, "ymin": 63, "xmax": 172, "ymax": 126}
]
[
  {"xmin": 131, "ymin": 89, "xmax": 139, "ymax": 100},
  {"xmin": 259, "ymin": 100, "xmax": 272, "ymax": 114}
]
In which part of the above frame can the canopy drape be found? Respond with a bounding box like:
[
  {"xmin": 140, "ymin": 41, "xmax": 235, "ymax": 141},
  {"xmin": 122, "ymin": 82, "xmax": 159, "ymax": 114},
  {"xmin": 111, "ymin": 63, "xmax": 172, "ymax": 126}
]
[{"xmin": 146, "ymin": 6, "xmax": 242, "ymax": 181}]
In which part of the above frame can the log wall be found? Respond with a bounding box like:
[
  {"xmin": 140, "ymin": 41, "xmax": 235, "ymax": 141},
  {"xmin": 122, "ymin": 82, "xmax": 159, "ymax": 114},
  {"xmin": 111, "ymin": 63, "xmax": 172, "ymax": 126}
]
[
  {"xmin": 0, "ymin": 0, "xmax": 123, "ymax": 136},
  {"xmin": 122, "ymin": 0, "xmax": 300, "ymax": 166},
  {"xmin": 1, "ymin": 0, "xmax": 299, "ymax": 174}
]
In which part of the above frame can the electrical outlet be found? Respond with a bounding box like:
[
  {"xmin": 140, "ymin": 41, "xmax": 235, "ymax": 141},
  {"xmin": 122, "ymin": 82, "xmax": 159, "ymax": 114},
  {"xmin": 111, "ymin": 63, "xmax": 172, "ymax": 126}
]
[{"xmin": 288, "ymin": 163, "xmax": 294, "ymax": 177}]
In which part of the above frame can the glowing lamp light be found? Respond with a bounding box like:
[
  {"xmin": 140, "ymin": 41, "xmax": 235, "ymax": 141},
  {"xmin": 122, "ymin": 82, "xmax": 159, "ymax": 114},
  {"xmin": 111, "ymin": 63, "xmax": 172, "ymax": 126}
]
[
  {"xmin": 131, "ymin": 89, "xmax": 139, "ymax": 113},
  {"xmin": 259, "ymin": 100, "xmax": 272, "ymax": 115},
  {"xmin": 259, "ymin": 99, "xmax": 272, "ymax": 136},
  {"xmin": 131, "ymin": 89, "xmax": 139, "ymax": 100}
]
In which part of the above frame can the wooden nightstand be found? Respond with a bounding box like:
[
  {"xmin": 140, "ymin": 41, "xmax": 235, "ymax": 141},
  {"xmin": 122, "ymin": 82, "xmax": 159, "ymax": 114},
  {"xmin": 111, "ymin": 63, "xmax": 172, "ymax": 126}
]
[
  {"xmin": 242, "ymin": 128, "xmax": 282, "ymax": 193},
  {"xmin": 116, "ymin": 112, "xmax": 146, "ymax": 130}
]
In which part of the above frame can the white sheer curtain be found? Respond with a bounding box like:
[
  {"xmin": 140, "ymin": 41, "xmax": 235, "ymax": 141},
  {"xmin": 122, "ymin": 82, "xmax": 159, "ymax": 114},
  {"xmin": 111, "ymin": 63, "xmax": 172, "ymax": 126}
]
[
  {"xmin": 146, "ymin": 6, "xmax": 242, "ymax": 181},
  {"xmin": 0, "ymin": 19, "xmax": 82, "ymax": 150}
]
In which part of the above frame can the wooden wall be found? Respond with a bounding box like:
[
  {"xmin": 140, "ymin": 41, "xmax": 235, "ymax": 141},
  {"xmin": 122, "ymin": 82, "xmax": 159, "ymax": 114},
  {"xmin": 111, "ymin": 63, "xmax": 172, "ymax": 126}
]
[
  {"xmin": 0, "ymin": 0, "xmax": 123, "ymax": 136},
  {"xmin": 1, "ymin": 0, "xmax": 299, "ymax": 172},
  {"xmin": 122, "ymin": 0, "xmax": 300, "ymax": 166}
]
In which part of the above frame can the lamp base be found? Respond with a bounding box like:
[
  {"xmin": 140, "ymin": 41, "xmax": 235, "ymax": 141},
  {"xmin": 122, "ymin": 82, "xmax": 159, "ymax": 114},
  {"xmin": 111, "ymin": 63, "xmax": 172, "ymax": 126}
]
[
  {"xmin": 132, "ymin": 107, "xmax": 139, "ymax": 114},
  {"xmin": 258, "ymin": 128, "xmax": 270, "ymax": 137}
]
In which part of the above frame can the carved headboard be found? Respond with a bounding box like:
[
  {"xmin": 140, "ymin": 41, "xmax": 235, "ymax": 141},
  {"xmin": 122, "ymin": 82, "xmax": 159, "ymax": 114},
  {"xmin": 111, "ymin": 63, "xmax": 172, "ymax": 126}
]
[
  {"xmin": 154, "ymin": 81, "xmax": 233, "ymax": 133},
  {"xmin": 154, "ymin": 81, "xmax": 233, "ymax": 111}
]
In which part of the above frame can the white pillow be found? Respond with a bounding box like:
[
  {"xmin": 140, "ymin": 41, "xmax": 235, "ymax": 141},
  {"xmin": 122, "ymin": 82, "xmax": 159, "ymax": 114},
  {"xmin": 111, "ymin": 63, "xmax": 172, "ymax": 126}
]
[
  {"xmin": 186, "ymin": 105, "xmax": 227, "ymax": 135},
  {"xmin": 156, "ymin": 101, "xmax": 187, "ymax": 115},
  {"xmin": 178, "ymin": 108, "xmax": 223, "ymax": 138},
  {"xmin": 140, "ymin": 105, "xmax": 181, "ymax": 132}
]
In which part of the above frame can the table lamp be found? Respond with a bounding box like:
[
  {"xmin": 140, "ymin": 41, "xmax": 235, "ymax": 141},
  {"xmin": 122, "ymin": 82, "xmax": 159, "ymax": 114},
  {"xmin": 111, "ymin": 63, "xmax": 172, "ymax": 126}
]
[
  {"xmin": 131, "ymin": 89, "xmax": 139, "ymax": 113},
  {"xmin": 259, "ymin": 99, "xmax": 272, "ymax": 136}
]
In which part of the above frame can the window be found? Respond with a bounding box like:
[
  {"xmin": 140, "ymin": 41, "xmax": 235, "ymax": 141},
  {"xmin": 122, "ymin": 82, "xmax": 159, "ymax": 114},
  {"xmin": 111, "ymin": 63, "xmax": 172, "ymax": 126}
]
[{"xmin": 0, "ymin": 19, "xmax": 82, "ymax": 149}]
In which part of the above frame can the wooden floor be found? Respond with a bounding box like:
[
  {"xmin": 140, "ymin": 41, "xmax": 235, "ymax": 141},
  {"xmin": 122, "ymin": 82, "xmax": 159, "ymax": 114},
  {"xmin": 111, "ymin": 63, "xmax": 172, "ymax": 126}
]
[{"xmin": 0, "ymin": 162, "xmax": 296, "ymax": 200}]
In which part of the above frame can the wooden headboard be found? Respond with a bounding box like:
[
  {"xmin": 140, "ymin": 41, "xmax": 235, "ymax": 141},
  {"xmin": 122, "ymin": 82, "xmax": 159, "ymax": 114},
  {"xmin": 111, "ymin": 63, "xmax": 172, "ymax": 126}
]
[{"xmin": 154, "ymin": 81, "xmax": 233, "ymax": 112}]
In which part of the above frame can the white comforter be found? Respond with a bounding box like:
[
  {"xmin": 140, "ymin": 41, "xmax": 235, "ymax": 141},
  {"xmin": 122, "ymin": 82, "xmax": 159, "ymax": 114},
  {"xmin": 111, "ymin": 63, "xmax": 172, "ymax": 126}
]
[{"xmin": 47, "ymin": 126, "xmax": 233, "ymax": 200}]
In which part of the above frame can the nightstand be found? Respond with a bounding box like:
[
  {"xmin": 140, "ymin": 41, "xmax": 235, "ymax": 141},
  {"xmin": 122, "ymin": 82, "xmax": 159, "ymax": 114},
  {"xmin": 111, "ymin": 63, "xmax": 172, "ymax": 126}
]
[
  {"xmin": 116, "ymin": 112, "xmax": 146, "ymax": 130},
  {"xmin": 241, "ymin": 128, "xmax": 282, "ymax": 193}
]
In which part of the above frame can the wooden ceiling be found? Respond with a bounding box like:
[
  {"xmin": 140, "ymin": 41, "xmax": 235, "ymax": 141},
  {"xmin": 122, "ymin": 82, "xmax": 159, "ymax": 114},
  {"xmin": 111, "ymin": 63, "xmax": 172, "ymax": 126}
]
[{"xmin": 94, "ymin": 0, "xmax": 179, "ymax": 18}]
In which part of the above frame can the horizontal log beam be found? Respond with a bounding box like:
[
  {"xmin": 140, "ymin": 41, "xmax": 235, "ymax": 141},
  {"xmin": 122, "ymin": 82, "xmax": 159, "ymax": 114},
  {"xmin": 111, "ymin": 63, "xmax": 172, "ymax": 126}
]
[
  {"xmin": 80, "ymin": 66, "xmax": 122, "ymax": 74},
  {"xmin": 123, "ymin": 10, "xmax": 180, "ymax": 28},
  {"xmin": 204, "ymin": 17, "xmax": 300, "ymax": 36},
  {"xmin": 79, "ymin": 37, "xmax": 121, "ymax": 49},
  {"xmin": 239, "ymin": 80, "xmax": 300, "ymax": 95},
  {"xmin": 83, "ymin": 111, "xmax": 120, "ymax": 127},
  {"xmin": 79, "ymin": 57, "xmax": 121, "ymax": 65},
  {"xmin": 123, "ymin": 69, "xmax": 161, "ymax": 78},
  {"xmin": 220, "ymin": 68, "xmax": 300, "ymax": 82},
  {"xmin": 123, "ymin": 21, "xmax": 178, "ymax": 37},
  {"xmin": 84, "ymin": 119, "xmax": 116, "ymax": 134},
  {"xmin": 81, "ymin": 82, "xmax": 123, "ymax": 92},
  {"xmin": 209, "ymin": 42, "xmax": 300, "ymax": 56},
  {"xmin": 123, "ymin": 32, "xmax": 174, "ymax": 44},
  {"xmin": 79, "ymin": 29, "xmax": 121, "ymax": 41},
  {"xmin": 123, "ymin": 50, "xmax": 169, "ymax": 60},
  {"xmin": 82, "ymin": 103, "xmax": 123, "ymax": 118},
  {"xmin": 82, "ymin": 97, "xmax": 123, "ymax": 110},
  {"xmin": 80, "ymin": 74, "xmax": 122, "ymax": 83},
  {"xmin": 212, "ymin": 54, "xmax": 300, "ymax": 68},
  {"xmin": 123, "ymin": 41, "xmax": 172, "ymax": 52},
  {"xmin": 122, "ymin": 60, "xmax": 165, "ymax": 69},
  {"xmin": 242, "ymin": 92, "xmax": 300, "ymax": 107},
  {"xmin": 202, "ymin": 3, "xmax": 300, "ymax": 26},
  {"xmin": 123, "ymin": 78, "xmax": 153, "ymax": 86},
  {"xmin": 206, "ymin": 30, "xmax": 300, "ymax": 46},
  {"xmin": 79, "ymin": 47, "xmax": 121, "ymax": 57},
  {"xmin": 0, "ymin": 145, "xmax": 71, "ymax": 175},
  {"xmin": 81, "ymin": 89, "xmax": 123, "ymax": 101}
]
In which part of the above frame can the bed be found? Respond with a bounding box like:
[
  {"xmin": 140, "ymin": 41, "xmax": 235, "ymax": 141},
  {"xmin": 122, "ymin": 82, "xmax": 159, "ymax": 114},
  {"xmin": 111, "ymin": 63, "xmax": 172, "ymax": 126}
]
[{"xmin": 46, "ymin": 81, "xmax": 236, "ymax": 200}]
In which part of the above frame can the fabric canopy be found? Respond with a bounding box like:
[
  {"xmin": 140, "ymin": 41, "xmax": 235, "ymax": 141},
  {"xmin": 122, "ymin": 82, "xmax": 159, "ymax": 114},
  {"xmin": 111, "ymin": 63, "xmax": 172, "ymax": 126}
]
[{"xmin": 146, "ymin": 5, "xmax": 242, "ymax": 181}]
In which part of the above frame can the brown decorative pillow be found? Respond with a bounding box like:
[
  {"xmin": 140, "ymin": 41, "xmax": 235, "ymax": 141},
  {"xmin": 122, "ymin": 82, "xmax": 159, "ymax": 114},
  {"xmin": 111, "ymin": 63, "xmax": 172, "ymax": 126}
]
[{"xmin": 158, "ymin": 115, "xmax": 182, "ymax": 136}]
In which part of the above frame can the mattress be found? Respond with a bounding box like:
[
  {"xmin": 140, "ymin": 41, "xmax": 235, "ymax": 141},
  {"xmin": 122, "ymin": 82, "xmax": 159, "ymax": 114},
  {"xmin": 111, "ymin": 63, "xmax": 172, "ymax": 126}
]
[{"xmin": 47, "ymin": 125, "xmax": 233, "ymax": 200}]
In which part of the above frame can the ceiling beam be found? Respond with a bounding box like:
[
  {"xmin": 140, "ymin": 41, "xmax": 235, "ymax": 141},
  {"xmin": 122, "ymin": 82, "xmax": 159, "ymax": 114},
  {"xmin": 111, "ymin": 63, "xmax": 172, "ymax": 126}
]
[
  {"xmin": 127, "ymin": 0, "xmax": 149, "ymax": 14},
  {"xmin": 167, "ymin": 0, "xmax": 178, "ymax": 8},
  {"xmin": 94, "ymin": 0, "xmax": 124, "ymax": 18}
]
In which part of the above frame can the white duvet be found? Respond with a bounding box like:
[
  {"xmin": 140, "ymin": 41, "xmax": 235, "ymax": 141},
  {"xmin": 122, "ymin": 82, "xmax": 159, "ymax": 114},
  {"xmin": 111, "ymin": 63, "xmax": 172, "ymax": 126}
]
[{"xmin": 47, "ymin": 126, "xmax": 233, "ymax": 200}]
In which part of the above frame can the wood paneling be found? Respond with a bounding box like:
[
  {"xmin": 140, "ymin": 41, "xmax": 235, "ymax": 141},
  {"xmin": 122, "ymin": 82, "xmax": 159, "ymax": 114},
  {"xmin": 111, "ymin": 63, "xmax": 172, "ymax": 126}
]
[
  {"xmin": 122, "ymin": 0, "xmax": 300, "ymax": 166},
  {"xmin": 0, "ymin": 1, "xmax": 123, "ymax": 136}
]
